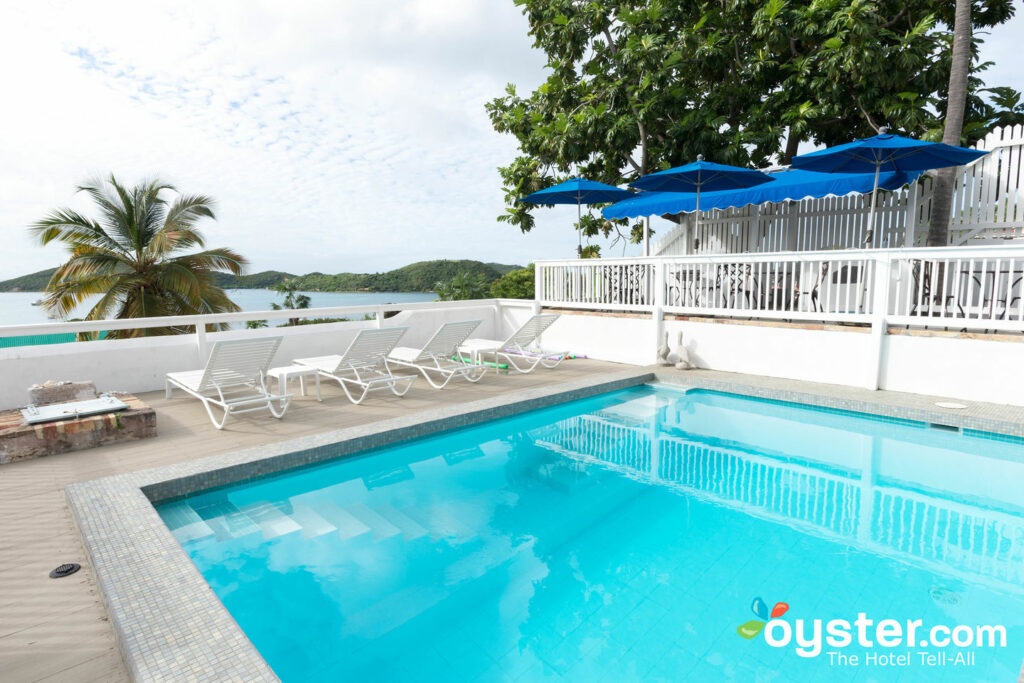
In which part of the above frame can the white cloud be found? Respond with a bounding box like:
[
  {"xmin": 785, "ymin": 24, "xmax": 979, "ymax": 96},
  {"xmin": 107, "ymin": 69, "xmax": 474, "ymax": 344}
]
[
  {"xmin": 0, "ymin": 0, "xmax": 616, "ymax": 279},
  {"xmin": 0, "ymin": 3, "xmax": 1019, "ymax": 280}
]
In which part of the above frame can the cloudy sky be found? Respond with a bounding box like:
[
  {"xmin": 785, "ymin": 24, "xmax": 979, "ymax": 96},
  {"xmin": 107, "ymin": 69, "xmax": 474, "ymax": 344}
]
[{"xmin": 0, "ymin": 2, "xmax": 1020, "ymax": 280}]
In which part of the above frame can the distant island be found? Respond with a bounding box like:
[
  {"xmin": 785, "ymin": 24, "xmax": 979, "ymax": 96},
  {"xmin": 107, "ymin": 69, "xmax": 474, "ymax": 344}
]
[{"xmin": 0, "ymin": 259, "xmax": 523, "ymax": 293}]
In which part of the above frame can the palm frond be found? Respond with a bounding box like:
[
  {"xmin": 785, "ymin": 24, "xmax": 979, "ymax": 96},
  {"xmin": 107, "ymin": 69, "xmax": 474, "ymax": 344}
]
[
  {"xmin": 171, "ymin": 247, "xmax": 248, "ymax": 276},
  {"xmin": 29, "ymin": 208, "xmax": 126, "ymax": 254}
]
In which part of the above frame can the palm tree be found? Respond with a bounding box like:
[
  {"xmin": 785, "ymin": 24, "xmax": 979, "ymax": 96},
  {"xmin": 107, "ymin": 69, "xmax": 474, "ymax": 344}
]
[
  {"xmin": 434, "ymin": 271, "xmax": 490, "ymax": 301},
  {"xmin": 270, "ymin": 280, "xmax": 311, "ymax": 326},
  {"xmin": 31, "ymin": 175, "xmax": 247, "ymax": 337},
  {"xmin": 926, "ymin": 0, "xmax": 972, "ymax": 247}
]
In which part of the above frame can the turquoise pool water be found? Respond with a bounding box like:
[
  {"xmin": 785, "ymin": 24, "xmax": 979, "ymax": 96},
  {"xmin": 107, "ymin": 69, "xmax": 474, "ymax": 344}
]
[{"xmin": 157, "ymin": 386, "xmax": 1024, "ymax": 681}]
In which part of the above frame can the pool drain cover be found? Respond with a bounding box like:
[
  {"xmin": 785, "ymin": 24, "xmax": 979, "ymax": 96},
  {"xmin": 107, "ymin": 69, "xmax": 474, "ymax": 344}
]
[
  {"xmin": 930, "ymin": 586, "xmax": 962, "ymax": 605},
  {"xmin": 49, "ymin": 563, "xmax": 81, "ymax": 579}
]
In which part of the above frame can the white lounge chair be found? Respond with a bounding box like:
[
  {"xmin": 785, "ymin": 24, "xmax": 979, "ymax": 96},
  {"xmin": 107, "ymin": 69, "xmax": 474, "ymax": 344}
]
[
  {"xmin": 387, "ymin": 320, "xmax": 488, "ymax": 389},
  {"xmin": 165, "ymin": 337, "xmax": 292, "ymax": 430},
  {"xmin": 458, "ymin": 314, "xmax": 566, "ymax": 373},
  {"xmin": 294, "ymin": 327, "xmax": 417, "ymax": 404}
]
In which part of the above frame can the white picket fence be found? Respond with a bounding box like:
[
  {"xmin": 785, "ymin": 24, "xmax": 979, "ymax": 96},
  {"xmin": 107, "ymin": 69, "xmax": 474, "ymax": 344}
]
[
  {"xmin": 536, "ymin": 244, "xmax": 1024, "ymax": 332},
  {"xmin": 651, "ymin": 125, "xmax": 1024, "ymax": 255}
]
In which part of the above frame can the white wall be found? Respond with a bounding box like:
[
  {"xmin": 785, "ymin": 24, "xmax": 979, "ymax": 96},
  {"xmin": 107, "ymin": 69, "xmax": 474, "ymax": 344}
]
[
  {"xmin": 509, "ymin": 309, "xmax": 1024, "ymax": 406},
  {"xmin": 2, "ymin": 302, "xmax": 1021, "ymax": 409},
  {"xmin": 881, "ymin": 333, "xmax": 1024, "ymax": 406},
  {"xmin": 504, "ymin": 307, "xmax": 656, "ymax": 365},
  {"xmin": 0, "ymin": 303, "xmax": 501, "ymax": 409}
]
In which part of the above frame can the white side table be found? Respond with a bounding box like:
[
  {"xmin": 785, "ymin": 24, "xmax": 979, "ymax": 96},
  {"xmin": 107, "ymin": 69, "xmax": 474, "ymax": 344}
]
[
  {"xmin": 457, "ymin": 339, "xmax": 498, "ymax": 365},
  {"xmin": 267, "ymin": 365, "xmax": 322, "ymax": 401}
]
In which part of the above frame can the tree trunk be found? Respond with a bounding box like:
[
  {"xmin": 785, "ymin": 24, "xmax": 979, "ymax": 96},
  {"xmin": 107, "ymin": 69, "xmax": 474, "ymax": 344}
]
[
  {"xmin": 926, "ymin": 0, "xmax": 971, "ymax": 247},
  {"xmin": 782, "ymin": 127, "xmax": 801, "ymax": 165}
]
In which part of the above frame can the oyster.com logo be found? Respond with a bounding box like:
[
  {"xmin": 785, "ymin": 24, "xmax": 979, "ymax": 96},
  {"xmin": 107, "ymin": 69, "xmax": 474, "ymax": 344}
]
[{"xmin": 737, "ymin": 597, "xmax": 789, "ymax": 639}]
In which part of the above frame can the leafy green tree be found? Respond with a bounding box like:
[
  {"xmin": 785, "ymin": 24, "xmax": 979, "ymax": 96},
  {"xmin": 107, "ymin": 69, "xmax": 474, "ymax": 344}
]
[
  {"xmin": 435, "ymin": 271, "xmax": 491, "ymax": 301},
  {"xmin": 271, "ymin": 280, "xmax": 311, "ymax": 326},
  {"xmin": 488, "ymin": 0, "xmax": 1019, "ymax": 245},
  {"xmin": 30, "ymin": 175, "xmax": 246, "ymax": 337},
  {"xmin": 245, "ymin": 319, "xmax": 268, "ymax": 329},
  {"xmin": 490, "ymin": 265, "xmax": 535, "ymax": 299}
]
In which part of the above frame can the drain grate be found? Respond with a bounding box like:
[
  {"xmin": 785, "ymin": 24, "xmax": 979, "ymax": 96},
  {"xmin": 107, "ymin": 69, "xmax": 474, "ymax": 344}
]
[
  {"xmin": 49, "ymin": 563, "xmax": 81, "ymax": 579},
  {"xmin": 930, "ymin": 586, "xmax": 962, "ymax": 606}
]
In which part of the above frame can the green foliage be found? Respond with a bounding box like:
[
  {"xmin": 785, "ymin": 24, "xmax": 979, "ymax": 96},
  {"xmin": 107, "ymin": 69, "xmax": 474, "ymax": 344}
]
[
  {"xmin": 488, "ymin": 0, "xmax": 1021, "ymax": 244},
  {"xmin": 29, "ymin": 175, "xmax": 247, "ymax": 336},
  {"xmin": 245, "ymin": 319, "xmax": 268, "ymax": 329},
  {"xmin": 0, "ymin": 268, "xmax": 58, "ymax": 292},
  {"xmin": 271, "ymin": 280, "xmax": 311, "ymax": 326},
  {"xmin": 0, "ymin": 259, "xmax": 525, "ymax": 294},
  {"xmin": 489, "ymin": 265, "xmax": 535, "ymax": 299},
  {"xmin": 218, "ymin": 260, "xmax": 520, "ymax": 292},
  {"xmin": 435, "ymin": 271, "xmax": 492, "ymax": 301},
  {"xmin": 291, "ymin": 317, "xmax": 351, "ymax": 325},
  {"xmin": 212, "ymin": 270, "xmax": 295, "ymax": 289}
]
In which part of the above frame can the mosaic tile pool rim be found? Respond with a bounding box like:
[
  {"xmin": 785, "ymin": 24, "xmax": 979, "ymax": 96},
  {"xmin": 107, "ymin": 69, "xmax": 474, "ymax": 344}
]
[{"xmin": 65, "ymin": 370, "xmax": 1024, "ymax": 682}]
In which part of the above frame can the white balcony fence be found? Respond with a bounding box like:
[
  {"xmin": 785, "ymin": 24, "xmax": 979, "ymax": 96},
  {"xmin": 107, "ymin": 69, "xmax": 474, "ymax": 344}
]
[
  {"xmin": 651, "ymin": 124, "xmax": 1024, "ymax": 255},
  {"xmin": 0, "ymin": 298, "xmax": 537, "ymax": 409},
  {"xmin": 536, "ymin": 244, "xmax": 1024, "ymax": 332}
]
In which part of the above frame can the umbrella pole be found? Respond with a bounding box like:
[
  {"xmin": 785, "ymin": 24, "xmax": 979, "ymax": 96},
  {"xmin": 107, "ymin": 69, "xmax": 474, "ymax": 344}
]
[
  {"xmin": 577, "ymin": 201, "xmax": 582, "ymax": 258},
  {"xmin": 867, "ymin": 163, "xmax": 880, "ymax": 241},
  {"xmin": 694, "ymin": 188, "xmax": 701, "ymax": 237}
]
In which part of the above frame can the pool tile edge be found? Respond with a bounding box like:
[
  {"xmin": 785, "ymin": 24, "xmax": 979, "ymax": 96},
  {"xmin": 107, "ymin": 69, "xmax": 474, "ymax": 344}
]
[{"xmin": 65, "ymin": 368, "xmax": 654, "ymax": 682}]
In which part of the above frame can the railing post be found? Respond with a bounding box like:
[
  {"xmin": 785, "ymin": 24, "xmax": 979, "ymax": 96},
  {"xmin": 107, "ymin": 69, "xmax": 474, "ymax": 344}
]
[
  {"xmin": 865, "ymin": 253, "xmax": 894, "ymax": 390},
  {"xmin": 653, "ymin": 260, "xmax": 666, "ymax": 363},
  {"xmin": 375, "ymin": 306, "xmax": 385, "ymax": 328},
  {"xmin": 533, "ymin": 263, "xmax": 543, "ymax": 315},
  {"xmin": 194, "ymin": 318, "xmax": 207, "ymax": 362}
]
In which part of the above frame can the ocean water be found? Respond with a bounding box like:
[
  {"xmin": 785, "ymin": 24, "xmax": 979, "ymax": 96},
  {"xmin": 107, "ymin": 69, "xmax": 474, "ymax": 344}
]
[
  {"xmin": 0, "ymin": 290, "xmax": 437, "ymax": 327},
  {"xmin": 157, "ymin": 386, "xmax": 1024, "ymax": 681}
]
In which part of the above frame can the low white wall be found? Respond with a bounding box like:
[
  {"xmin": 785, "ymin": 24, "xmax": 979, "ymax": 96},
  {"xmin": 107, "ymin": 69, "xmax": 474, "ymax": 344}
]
[
  {"xmin": 664, "ymin": 319, "xmax": 872, "ymax": 388},
  {"xmin": 2, "ymin": 302, "xmax": 1021, "ymax": 409},
  {"xmin": 881, "ymin": 333, "xmax": 1024, "ymax": 406},
  {"xmin": 513, "ymin": 310, "xmax": 1024, "ymax": 407},
  {"xmin": 0, "ymin": 303, "xmax": 501, "ymax": 409},
  {"xmin": 504, "ymin": 307, "xmax": 656, "ymax": 365}
]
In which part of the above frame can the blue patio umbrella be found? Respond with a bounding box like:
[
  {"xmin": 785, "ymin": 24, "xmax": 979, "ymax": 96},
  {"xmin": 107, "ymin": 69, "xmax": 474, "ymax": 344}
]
[
  {"xmin": 791, "ymin": 129, "xmax": 989, "ymax": 233},
  {"xmin": 520, "ymin": 177, "xmax": 633, "ymax": 256},
  {"xmin": 630, "ymin": 155, "xmax": 775, "ymax": 231}
]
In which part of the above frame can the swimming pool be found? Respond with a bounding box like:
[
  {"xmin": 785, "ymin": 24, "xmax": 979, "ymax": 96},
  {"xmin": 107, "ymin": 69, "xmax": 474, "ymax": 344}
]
[{"xmin": 157, "ymin": 385, "xmax": 1024, "ymax": 681}]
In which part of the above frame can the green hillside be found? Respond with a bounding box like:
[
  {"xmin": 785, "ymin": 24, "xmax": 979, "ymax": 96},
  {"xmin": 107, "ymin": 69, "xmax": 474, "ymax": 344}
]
[
  {"xmin": 0, "ymin": 268, "xmax": 58, "ymax": 291},
  {"xmin": 1, "ymin": 260, "xmax": 523, "ymax": 293}
]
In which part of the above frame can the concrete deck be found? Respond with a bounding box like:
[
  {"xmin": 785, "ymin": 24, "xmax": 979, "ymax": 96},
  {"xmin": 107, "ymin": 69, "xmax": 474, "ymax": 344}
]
[
  {"xmin": 0, "ymin": 359, "xmax": 624, "ymax": 683},
  {"xmin": 4, "ymin": 362, "xmax": 1024, "ymax": 682}
]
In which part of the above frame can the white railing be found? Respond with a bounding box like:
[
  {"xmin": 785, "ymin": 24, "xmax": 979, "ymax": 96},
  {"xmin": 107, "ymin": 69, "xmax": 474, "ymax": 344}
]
[
  {"xmin": 0, "ymin": 298, "xmax": 535, "ymax": 348},
  {"xmin": 889, "ymin": 249, "xmax": 1024, "ymax": 331},
  {"xmin": 0, "ymin": 298, "xmax": 539, "ymax": 409},
  {"xmin": 536, "ymin": 244, "xmax": 1024, "ymax": 331},
  {"xmin": 651, "ymin": 124, "xmax": 1024, "ymax": 255}
]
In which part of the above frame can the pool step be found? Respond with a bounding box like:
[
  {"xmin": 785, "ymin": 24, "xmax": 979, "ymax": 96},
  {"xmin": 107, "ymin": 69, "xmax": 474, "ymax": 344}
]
[
  {"xmin": 160, "ymin": 501, "xmax": 215, "ymax": 544},
  {"xmin": 346, "ymin": 503, "xmax": 402, "ymax": 541},
  {"xmin": 374, "ymin": 502, "xmax": 428, "ymax": 541},
  {"xmin": 401, "ymin": 502, "xmax": 477, "ymax": 544},
  {"xmin": 289, "ymin": 502, "xmax": 338, "ymax": 538},
  {"xmin": 193, "ymin": 500, "xmax": 261, "ymax": 541},
  {"xmin": 311, "ymin": 502, "xmax": 373, "ymax": 541},
  {"xmin": 241, "ymin": 502, "xmax": 302, "ymax": 540}
]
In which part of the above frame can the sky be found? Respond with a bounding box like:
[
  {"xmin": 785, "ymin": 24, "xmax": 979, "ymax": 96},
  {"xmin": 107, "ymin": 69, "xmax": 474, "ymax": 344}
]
[{"xmin": 0, "ymin": 1, "xmax": 1021, "ymax": 280}]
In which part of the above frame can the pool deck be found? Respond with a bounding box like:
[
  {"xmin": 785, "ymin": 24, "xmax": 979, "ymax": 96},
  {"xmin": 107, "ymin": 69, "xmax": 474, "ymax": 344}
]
[{"xmin": 3, "ymin": 362, "xmax": 1024, "ymax": 682}]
